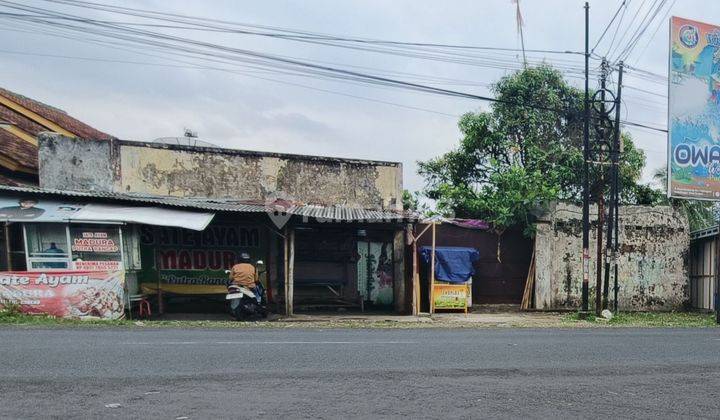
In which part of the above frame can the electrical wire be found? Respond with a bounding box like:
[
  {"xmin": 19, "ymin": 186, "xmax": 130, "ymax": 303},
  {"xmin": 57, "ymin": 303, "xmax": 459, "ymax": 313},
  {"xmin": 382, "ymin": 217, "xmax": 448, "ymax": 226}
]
[
  {"xmin": 0, "ymin": 0, "xmax": 668, "ymax": 133},
  {"xmin": 592, "ymin": 0, "xmax": 628, "ymax": 54}
]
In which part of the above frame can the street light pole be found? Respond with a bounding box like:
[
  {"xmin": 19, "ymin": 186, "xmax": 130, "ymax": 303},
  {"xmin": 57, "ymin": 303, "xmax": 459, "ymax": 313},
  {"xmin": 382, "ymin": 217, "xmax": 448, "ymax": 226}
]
[{"xmin": 581, "ymin": 1, "xmax": 591, "ymax": 316}]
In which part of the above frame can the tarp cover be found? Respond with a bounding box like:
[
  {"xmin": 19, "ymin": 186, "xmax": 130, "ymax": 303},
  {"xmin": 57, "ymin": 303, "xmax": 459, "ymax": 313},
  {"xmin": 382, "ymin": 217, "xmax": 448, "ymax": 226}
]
[
  {"xmin": 0, "ymin": 197, "xmax": 214, "ymax": 231},
  {"xmin": 420, "ymin": 246, "xmax": 480, "ymax": 283},
  {"xmin": 73, "ymin": 204, "xmax": 214, "ymax": 231}
]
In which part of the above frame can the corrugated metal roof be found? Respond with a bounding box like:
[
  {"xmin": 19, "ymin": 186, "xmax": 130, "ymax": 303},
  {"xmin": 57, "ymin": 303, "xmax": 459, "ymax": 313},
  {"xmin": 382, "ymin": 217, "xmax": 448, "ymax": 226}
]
[
  {"xmin": 0, "ymin": 184, "xmax": 413, "ymax": 223},
  {"xmin": 690, "ymin": 225, "xmax": 719, "ymax": 241}
]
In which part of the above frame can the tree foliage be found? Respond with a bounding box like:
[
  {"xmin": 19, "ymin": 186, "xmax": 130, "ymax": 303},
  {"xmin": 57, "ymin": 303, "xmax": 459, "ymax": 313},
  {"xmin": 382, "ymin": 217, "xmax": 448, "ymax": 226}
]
[
  {"xmin": 651, "ymin": 167, "xmax": 715, "ymax": 231},
  {"xmin": 418, "ymin": 65, "xmax": 649, "ymax": 234}
]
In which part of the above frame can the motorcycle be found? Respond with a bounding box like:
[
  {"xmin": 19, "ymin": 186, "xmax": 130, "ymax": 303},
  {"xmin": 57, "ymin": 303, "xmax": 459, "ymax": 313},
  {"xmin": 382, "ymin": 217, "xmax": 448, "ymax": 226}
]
[{"xmin": 225, "ymin": 261, "xmax": 268, "ymax": 321}]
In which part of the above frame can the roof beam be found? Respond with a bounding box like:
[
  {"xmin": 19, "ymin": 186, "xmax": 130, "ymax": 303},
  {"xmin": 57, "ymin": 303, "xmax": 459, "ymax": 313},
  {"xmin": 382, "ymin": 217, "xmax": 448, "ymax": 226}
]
[
  {"xmin": 0, "ymin": 124, "xmax": 37, "ymax": 146},
  {"xmin": 0, "ymin": 95, "xmax": 76, "ymax": 138}
]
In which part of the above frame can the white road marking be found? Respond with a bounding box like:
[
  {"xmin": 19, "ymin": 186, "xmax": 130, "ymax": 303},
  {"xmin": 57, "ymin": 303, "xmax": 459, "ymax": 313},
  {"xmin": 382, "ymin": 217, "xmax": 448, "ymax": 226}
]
[{"xmin": 123, "ymin": 341, "xmax": 417, "ymax": 345}]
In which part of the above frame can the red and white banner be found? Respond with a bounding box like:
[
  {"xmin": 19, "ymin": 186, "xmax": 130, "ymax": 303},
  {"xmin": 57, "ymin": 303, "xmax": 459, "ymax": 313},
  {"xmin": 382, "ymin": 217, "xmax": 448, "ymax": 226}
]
[{"xmin": 0, "ymin": 270, "xmax": 125, "ymax": 319}]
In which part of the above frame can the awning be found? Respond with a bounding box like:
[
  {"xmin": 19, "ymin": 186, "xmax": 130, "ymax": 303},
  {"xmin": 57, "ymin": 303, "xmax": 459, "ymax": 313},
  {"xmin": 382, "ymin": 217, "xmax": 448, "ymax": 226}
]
[
  {"xmin": 0, "ymin": 197, "xmax": 214, "ymax": 231},
  {"xmin": 73, "ymin": 204, "xmax": 214, "ymax": 231}
]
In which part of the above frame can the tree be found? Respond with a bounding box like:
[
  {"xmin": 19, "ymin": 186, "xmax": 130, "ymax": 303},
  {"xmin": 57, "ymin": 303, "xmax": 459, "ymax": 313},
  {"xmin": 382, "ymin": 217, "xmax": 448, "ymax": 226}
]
[{"xmin": 418, "ymin": 65, "xmax": 648, "ymax": 234}]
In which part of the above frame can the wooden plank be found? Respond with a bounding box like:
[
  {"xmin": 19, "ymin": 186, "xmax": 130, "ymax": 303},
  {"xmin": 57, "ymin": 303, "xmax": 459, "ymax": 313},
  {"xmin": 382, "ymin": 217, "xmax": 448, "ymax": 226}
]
[{"xmin": 520, "ymin": 245, "xmax": 536, "ymax": 310}]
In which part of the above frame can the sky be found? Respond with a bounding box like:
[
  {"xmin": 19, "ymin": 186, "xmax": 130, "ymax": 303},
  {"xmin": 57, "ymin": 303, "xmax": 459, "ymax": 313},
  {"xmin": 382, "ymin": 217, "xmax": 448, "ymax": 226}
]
[{"xmin": 1, "ymin": 0, "xmax": 715, "ymax": 198}]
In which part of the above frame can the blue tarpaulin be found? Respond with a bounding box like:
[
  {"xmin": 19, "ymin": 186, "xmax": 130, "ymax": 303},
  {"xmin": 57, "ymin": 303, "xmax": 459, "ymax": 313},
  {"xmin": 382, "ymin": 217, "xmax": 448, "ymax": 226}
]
[{"xmin": 420, "ymin": 246, "xmax": 480, "ymax": 283}]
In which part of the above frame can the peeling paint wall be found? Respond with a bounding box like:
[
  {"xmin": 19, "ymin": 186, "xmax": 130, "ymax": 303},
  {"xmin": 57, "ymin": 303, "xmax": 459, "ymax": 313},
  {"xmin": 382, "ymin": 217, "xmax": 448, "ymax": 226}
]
[
  {"xmin": 534, "ymin": 202, "xmax": 689, "ymax": 311},
  {"xmin": 38, "ymin": 134, "xmax": 119, "ymax": 192},
  {"xmin": 38, "ymin": 135, "xmax": 403, "ymax": 210}
]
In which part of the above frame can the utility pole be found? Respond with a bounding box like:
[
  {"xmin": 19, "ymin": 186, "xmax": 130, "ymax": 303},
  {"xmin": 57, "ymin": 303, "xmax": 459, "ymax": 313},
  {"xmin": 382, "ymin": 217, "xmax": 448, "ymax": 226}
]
[
  {"xmin": 581, "ymin": 1, "xmax": 591, "ymax": 316},
  {"xmin": 608, "ymin": 61, "xmax": 624, "ymax": 312},
  {"xmin": 595, "ymin": 61, "xmax": 609, "ymax": 316}
]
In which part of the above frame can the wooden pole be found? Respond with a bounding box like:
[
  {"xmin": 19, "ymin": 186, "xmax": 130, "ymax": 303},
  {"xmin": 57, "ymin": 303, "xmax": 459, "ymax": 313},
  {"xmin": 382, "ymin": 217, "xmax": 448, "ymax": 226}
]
[
  {"xmin": 430, "ymin": 222, "xmax": 436, "ymax": 314},
  {"xmin": 4, "ymin": 223, "xmax": 12, "ymax": 271},
  {"xmin": 287, "ymin": 227, "xmax": 295, "ymax": 317},
  {"xmin": 283, "ymin": 227, "xmax": 289, "ymax": 316},
  {"xmin": 411, "ymin": 231, "xmax": 418, "ymax": 315}
]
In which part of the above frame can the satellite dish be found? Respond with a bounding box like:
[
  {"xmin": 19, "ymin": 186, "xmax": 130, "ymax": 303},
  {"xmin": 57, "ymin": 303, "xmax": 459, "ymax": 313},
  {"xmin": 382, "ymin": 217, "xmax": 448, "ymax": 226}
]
[{"xmin": 152, "ymin": 129, "xmax": 220, "ymax": 148}]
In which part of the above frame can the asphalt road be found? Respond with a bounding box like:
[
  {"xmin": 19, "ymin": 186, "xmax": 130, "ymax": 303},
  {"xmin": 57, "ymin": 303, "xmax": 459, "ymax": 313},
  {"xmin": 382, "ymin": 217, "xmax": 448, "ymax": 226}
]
[{"xmin": 1, "ymin": 327, "xmax": 720, "ymax": 419}]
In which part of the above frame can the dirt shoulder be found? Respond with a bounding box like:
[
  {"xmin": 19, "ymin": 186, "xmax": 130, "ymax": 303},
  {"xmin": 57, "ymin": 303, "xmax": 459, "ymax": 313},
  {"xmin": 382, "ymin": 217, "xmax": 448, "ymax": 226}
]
[{"xmin": 0, "ymin": 309, "xmax": 716, "ymax": 329}]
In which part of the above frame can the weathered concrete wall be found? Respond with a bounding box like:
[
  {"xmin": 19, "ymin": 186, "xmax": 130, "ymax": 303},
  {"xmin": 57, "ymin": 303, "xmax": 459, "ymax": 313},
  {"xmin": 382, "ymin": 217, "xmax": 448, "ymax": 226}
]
[
  {"xmin": 39, "ymin": 134, "xmax": 403, "ymax": 210},
  {"xmin": 38, "ymin": 134, "xmax": 118, "ymax": 192},
  {"xmin": 534, "ymin": 202, "xmax": 689, "ymax": 311}
]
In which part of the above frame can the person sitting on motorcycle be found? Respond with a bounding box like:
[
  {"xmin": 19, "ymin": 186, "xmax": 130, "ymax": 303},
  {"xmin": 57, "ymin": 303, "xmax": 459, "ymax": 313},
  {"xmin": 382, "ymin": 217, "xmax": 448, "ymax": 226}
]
[{"xmin": 228, "ymin": 253, "xmax": 258, "ymax": 290}]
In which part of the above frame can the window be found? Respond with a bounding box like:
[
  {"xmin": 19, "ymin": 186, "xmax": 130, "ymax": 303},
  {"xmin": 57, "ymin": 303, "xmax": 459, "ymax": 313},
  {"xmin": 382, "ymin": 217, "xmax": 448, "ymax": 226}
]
[{"xmin": 24, "ymin": 223, "xmax": 70, "ymax": 270}]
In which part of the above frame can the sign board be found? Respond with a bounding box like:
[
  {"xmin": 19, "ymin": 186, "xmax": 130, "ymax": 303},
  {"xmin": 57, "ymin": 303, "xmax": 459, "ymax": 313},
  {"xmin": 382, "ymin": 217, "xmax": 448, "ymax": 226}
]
[
  {"xmin": 138, "ymin": 225, "xmax": 262, "ymax": 294},
  {"xmin": 669, "ymin": 17, "xmax": 720, "ymax": 199},
  {"xmin": 433, "ymin": 283, "xmax": 469, "ymax": 311},
  {"xmin": 0, "ymin": 270, "xmax": 125, "ymax": 319},
  {"xmin": 0, "ymin": 197, "xmax": 82, "ymax": 222}
]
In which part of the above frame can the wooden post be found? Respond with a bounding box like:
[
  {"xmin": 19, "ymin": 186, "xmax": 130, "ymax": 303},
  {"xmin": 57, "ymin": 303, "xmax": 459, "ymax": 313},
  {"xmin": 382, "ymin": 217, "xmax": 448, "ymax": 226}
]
[
  {"xmin": 285, "ymin": 227, "xmax": 295, "ymax": 317},
  {"xmin": 411, "ymin": 234, "xmax": 418, "ymax": 316},
  {"xmin": 283, "ymin": 227, "xmax": 289, "ymax": 316},
  {"xmin": 4, "ymin": 223, "xmax": 12, "ymax": 271},
  {"xmin": 430, "ymin": 222, "xmax": 436, "ymax": 314}
]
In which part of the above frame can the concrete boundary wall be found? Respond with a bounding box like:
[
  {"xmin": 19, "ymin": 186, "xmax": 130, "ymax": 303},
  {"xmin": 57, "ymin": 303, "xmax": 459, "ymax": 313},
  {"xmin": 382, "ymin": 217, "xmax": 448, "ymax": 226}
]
[{"xmin": 534, "ymin": 202, "xmax": 689, "ymax": 311}]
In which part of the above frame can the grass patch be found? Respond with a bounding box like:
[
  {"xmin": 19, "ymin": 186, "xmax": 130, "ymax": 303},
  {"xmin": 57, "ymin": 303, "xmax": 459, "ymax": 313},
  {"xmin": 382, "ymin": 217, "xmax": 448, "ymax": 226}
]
[{"xmin": 563, "ymin": 311, "xmax": 717, "ymax": 327}]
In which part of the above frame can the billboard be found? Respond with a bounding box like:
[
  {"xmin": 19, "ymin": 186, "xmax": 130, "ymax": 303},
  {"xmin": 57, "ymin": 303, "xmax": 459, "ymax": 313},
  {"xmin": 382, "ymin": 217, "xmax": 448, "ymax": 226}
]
[{"xmin": 669, "ymin": 17, "xmax": 720, "ymax": 199}]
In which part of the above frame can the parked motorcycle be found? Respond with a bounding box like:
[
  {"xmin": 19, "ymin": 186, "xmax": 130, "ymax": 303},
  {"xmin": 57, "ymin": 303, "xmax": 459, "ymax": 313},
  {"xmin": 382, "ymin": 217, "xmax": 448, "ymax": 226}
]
[{"xmin": 225, "ymin": 260, "xmax": 268, "ymax": 321}]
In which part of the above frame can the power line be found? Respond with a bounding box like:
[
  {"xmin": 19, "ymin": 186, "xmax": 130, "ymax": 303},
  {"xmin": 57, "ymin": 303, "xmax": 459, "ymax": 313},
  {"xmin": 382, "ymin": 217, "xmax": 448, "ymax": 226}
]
[
  {"xmin": 0, "ymin": 0, "xmax": 667, "ymax": 133},
  {"xmin": 605, "ymin": 0, "xmax": 631, "ymax": 56},
  {"xmin": 0, "ymin": 48, "xmax": 465, "ymax": 118},
  {"xmin": 592, "ymin": 0, "xmax": 627, "ymax": 54},
  {"xmin": 43, "ymin": 0, "xmax": 585, "ymax": 56},
  {"xmin": 614, "ymin": 0, "xmax": 670, "ymax": 63}
]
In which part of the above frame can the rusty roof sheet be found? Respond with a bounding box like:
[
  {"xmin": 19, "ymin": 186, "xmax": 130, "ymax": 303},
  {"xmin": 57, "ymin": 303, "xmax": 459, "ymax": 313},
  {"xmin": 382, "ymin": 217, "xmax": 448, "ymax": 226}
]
[{"xmin": 0, "ymin": 184, "xmax": 414, "ymax": 223}]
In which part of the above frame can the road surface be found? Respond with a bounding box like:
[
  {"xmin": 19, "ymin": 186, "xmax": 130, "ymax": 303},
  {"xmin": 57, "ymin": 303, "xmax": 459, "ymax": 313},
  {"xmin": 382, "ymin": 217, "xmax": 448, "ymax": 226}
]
[{"xmin": 1, "ymin": 327, "xmax": 719, "ymax": 419}]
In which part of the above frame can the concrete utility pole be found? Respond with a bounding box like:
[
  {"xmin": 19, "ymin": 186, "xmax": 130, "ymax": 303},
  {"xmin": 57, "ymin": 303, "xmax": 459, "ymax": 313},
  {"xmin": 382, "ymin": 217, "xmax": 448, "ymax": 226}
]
[
  {"xmin": 581, "ymin": 1, "xmax": 591, "ymax": 317},
  {"xmin": 607, "ymin": 61, "xmax": 624, "ymax": 312}
]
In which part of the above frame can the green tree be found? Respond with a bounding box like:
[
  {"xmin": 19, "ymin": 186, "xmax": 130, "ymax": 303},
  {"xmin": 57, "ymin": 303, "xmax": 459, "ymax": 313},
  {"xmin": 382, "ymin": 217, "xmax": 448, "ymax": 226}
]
[{"xmin": 419, "ymin": 65, "xmax": 648, "ymax": 234}]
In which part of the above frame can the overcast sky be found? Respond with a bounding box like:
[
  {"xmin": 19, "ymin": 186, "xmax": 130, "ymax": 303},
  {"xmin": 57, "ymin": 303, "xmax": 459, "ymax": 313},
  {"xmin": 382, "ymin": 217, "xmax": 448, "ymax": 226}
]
[{"xmin": 2, "ymin": 0, "xmax": 716, "ymax": 196}]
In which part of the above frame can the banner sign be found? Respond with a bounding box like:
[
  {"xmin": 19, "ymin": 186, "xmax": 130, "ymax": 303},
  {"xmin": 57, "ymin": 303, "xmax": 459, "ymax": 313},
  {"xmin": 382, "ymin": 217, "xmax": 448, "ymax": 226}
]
[
  {"xmin": 433, "ymin": 283, "xmax": 469, "ymax": 310},
  {"xmin": 138, "ymin": 225, "xmax": 261, "ymax": 293},
  {"xmin": 0, "ymin": 197, "xmax": 82, "ymax": 222},
  {"xmin": 0, "ymin": 270, "xmax": 125, "ymax": 319},
  {"xmin": 669, "ymin": 17, "xmax": 720, "ymax": 199},
  {"xmin": 71, "ymin": 230, "xmax": 120, "ymax": 253},
  {"xmin": 72, "ymin": 261, "xmax": 123, "ymax": 271}
]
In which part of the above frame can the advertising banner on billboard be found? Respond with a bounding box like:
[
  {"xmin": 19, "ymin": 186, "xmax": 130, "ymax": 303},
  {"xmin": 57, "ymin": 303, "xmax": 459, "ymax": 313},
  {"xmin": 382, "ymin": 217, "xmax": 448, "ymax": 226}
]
[
  {"xmin": 0, "ymin": 270, "xmax": 125, "ymax": 319},
  {"xmin": 669, "ymin": 17, "xmax": 720, "ymax": 199}
]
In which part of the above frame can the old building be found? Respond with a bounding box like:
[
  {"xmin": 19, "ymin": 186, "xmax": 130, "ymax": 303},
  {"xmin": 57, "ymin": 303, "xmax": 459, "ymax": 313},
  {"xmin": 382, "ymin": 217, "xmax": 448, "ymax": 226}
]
[
  {"xmin": 0, "ymin": 87, "xmax": 112, "ymax": 186},
  {"xmin": 533, "ymin": 202, "xmax": 690, "ymax": 311},
  {"xmin": 0, "ymin": 132, "xmax": 412, "ymax": 316}
]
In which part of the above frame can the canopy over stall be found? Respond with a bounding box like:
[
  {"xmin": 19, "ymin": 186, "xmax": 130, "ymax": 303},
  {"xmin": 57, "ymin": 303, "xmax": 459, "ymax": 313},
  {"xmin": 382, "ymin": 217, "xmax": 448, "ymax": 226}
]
[{"xmin": 0, "ymin": 198, "xmax": 214, "ymax": 230}]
